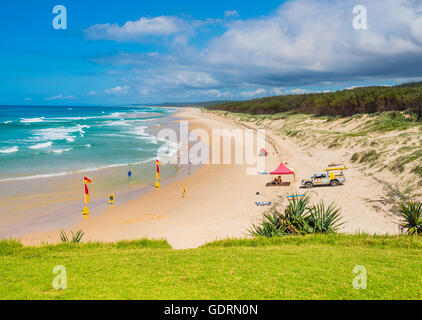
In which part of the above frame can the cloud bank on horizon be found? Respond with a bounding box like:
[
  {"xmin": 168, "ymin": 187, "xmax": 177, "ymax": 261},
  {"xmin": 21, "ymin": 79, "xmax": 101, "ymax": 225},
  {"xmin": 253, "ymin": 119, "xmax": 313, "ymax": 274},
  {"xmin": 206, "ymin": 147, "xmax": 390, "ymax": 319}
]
[{"xmin": 3, "ymin": 0, "xmax": 422, "ymax": 104}]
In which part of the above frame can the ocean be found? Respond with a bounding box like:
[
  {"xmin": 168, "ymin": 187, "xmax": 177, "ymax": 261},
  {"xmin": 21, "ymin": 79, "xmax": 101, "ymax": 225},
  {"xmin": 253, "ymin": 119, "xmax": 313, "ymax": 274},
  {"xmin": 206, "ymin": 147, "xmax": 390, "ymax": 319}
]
[{"xmin": 0, "ymin": 105, "xmax": 179, "ymax": 182}]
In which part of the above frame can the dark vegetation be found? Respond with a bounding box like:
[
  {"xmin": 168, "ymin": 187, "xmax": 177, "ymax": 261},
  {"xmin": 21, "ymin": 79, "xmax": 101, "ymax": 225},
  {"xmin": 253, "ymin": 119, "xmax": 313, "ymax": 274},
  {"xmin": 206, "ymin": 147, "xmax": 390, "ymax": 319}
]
[
  {"xmin": 207, "ymin": 82, "xmax": 422, "ymax": 120},
  {"xmin": 400, "ymin": 201, "xmax": 422, "ymax": 236},
  {"xmin": 249, "ymin": 194, "xmax": 343, "ymax": 237}
]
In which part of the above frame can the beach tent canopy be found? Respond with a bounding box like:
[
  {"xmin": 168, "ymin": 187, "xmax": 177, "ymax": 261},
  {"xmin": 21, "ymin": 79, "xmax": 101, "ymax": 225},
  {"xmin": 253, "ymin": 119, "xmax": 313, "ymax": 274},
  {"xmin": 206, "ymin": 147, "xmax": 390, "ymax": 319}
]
[
  {"xmin": 270, "ymin": 162, "xmax": 294, "ymax": 175},
  {"xmin": 259, "ymin": 148, "xmax": 268, "ymax": 156}
]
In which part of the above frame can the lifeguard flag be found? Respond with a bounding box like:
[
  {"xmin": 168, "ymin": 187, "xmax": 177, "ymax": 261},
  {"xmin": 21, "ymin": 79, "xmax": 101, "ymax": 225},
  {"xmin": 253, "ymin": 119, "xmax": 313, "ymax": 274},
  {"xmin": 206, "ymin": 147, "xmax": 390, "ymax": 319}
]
[
  {"xmin": 84, "ymin": 176, "xmax": 92, "ymax": 184},
  {"xmin": 83, "ymin": 177, "xmax": 92, "ymax": 204},
  {"xmin": 84, "ymin": 184, "xmax": 89, "ymax": 204},
  {"xmin": 156, "ymin": 160, "xmax": 161, "ymax": 180}
]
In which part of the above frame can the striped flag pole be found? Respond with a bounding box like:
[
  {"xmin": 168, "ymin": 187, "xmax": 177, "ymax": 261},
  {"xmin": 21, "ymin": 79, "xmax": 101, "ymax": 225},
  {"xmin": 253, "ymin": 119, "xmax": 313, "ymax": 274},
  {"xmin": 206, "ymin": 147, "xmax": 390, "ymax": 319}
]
[
  {"xmin": 83, "ymin": 176, "xmax": 92, "ymax": 204},
  {"xmin": 156, "ymin": 160, "xmax": 162, "ymax": 181}
]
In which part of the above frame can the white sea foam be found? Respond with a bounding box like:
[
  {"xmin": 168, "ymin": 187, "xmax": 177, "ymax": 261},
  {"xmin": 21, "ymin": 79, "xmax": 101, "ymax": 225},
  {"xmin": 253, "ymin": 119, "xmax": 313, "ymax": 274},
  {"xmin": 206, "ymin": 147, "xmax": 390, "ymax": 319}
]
[
  {"xmin": 157, "ymin": 140, "xmax": 180, "ymax": 158},
  {"xmin": 0, "ymin": 146, "xmax": 19, "ymax": 154},
  {"xmin": 104, "ymin": 120, "xmax": 132, "ymax": 126},
  {"xmin": 131, "ymin": 126, "xmax": 149, "ymax": 136},
  {"xmin": 130, "ymin": 126, "xmax": 163, "ymax": 145},
  {"xmin": 20, "ymin": 117, "xmax": 45, "ymax": 123},
  {"xmin": 2, "ymin": 120, "xmax": 12, "ymax": 124},
  {"xmin": 110, "ymin": 112, "xmax": 123, "ymax": 118},
  {"xmin": 51, "ymin": 148, "xmax": 72, "ymax": 154},
  {"xmin": 31, "ymin": 125, "xmax": 90, "ymax": 143},
  {"xmin": 29, "ymin": 141, "xmax": 53, "ymax": 149}
]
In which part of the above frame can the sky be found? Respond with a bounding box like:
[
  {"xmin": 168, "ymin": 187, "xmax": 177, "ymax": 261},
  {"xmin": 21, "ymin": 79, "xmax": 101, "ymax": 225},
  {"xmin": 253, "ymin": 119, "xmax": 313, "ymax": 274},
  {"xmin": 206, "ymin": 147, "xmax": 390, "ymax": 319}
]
[{"xmin": 1, "ymin": 0, "xmax": 422, "ymax": 106}]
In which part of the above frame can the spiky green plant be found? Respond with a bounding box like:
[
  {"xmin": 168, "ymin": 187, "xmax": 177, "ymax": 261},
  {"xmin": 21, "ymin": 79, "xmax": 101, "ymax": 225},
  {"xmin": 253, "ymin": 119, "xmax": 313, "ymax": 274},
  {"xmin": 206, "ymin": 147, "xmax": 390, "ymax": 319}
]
[
  {"xmin": 249, "ymin": 210, "xmax": 286, "ymax": 237},
  {"xmin": 284, "ymin": 193, "xmax": 312, "ymax": 234},
  {"xmin": 399, "ymin": 201, "xmax": 422, "ymax": 235},
  {"xmin": 249, "ymin": 194, "xmax": 344, "ymax": 238},
  {"xmin": 60, "ymin": 229, "xmax": 85, "ymax": 243},
  {"xmin": 306, "ymin": 202, "xmax": 344, "ymax": 234},
  {"xmin": 59, "ymin": 229, "xmax": 68, "ymax": 243}
]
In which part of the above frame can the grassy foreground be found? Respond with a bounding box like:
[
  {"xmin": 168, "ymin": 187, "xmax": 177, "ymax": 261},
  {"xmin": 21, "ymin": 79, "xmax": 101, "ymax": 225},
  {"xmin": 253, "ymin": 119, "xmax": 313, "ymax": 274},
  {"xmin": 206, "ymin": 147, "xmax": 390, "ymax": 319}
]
[{"xmin": 1, "ymin": 235, "xmax": 421, "ymax": 300}]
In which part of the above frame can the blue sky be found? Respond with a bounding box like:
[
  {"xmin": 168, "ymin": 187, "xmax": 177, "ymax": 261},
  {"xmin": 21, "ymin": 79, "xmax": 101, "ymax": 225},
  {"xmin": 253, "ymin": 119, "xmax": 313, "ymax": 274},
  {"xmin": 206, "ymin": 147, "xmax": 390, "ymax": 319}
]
[{"xmin": 1, "ymin": 0, "xmax": 422, "ymax": 105}]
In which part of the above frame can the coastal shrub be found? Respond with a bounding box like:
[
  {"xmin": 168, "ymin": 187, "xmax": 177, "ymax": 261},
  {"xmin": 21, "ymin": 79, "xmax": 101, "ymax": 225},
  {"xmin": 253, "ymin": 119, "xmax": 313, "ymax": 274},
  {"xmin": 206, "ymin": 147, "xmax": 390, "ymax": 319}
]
[
  {"xmin": 359, "ymin": 150, "xmax": 380, "ymax": 163},
  {"xmin": 207, "ymin": 82, "xmax": 422, "ymax": 120},
  {"xmin": 283, "ymin": 193, "xmax": 312, "ymax": 234},
  {"xmin": 411, "ymin": 166, "xmax": 422, "ymax": 178},
  {"xmin": 390, "ymin": 150, "xmax": 422, "ymax": 173},
  {"xmin": 248, "ymin": 193, "xmax": 343, "ymax": 238},
  {"xmin": 248, "ymin": 210, "xmax": 287, "ymax": 237},
  {"xmin": 307, "ymin": 202, "xmax": 344, "ymax": 234},
  {"xmin": 400, "ymin": 201, "xmax": 422, "ymax": 236},
  {"xmin": 351, "ymin": 152, "xmax": 360, "ymax": 162},
  {"xmin": 60, "ymin": 229, "xmax": 85, "ymax": 243}
]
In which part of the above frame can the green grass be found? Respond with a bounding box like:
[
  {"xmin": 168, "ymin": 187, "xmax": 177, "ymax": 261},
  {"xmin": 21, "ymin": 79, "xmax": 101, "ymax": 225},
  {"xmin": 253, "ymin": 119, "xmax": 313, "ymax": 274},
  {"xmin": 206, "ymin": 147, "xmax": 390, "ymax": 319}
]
[{"xmin": 1, "ymin": 235, "xmax": 421, "ymax": 300}]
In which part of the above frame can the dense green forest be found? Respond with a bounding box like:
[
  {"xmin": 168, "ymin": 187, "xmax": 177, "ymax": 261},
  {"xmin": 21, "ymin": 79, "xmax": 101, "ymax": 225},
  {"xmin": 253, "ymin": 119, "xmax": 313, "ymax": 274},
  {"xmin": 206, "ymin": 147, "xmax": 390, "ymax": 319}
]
[{"xmin": 207, "ymin": 82, "xmax": 422, "ymax": 121}]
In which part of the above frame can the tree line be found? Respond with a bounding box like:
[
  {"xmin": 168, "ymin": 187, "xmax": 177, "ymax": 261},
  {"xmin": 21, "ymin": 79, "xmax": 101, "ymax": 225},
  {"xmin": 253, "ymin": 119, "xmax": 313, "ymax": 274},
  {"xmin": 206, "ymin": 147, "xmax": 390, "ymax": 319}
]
[{"xmin": 207, "ymin": 82, "xmax": 422, "ymax": 121}]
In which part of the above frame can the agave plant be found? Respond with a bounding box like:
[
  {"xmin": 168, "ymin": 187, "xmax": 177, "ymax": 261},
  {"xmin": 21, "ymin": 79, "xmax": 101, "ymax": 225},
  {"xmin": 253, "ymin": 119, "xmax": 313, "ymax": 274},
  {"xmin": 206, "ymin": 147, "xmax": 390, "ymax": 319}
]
[
  {"xmin": 249, "ymin": 193, "xmax": 344, "ymax": 238},
  {"xmin": 306, "ymin": 202, "xmax": 344, "ymax": 234},
  {"xmin": 285, "ymin": 193, "xmax": 311, "ymax": 219},
  {"xmin": 248, "ymin": 210, "xmax": 286, "ymax": 237},
  {"xmin": 284, "ymin": 193, "xmax": 312, "ymax": 234},
  {"xmin": 60, "ymin": 229, "xmax": 85, "ymax": 243},
  {"xmin": 399, "ymin": 201, "xmax": 422, "ymax": 236}
]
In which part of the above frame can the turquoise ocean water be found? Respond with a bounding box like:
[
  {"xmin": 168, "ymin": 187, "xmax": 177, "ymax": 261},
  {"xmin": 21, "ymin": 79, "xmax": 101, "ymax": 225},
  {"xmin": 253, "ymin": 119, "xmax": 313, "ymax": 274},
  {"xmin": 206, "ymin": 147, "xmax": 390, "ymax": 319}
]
[{"xmin": 0, "ymin": 105, "xmax": 178, "ymax": 182}]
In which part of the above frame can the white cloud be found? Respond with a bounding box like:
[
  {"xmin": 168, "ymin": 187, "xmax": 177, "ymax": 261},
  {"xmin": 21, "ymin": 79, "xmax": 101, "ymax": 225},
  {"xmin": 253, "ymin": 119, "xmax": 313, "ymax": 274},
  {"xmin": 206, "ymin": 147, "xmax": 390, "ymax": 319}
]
[
  {"xmin": 203, "ymin": 89, "xmax": 232, "ymax": 98},
  {"xmin": 272, "ymin": 87, "xmax": 285, "ymax": 95},
  {"xmin": 87, "ymin": 0, "xmax": 422, "ymax": 101},
  {"xmin": 135, "ymin": 70, "xmax": 220, "ymax": 89},
  {"xmin": 88, "ymin": 91, "xmax": 97, "ymax": 95},
  {"xmin": 44, "ymin": 94, "xmax": 75, "ymax": 101},
  {"xmin": 205, "ymin": 0, "xmax": 422, "ymax": 82},
  {"xmin": 85, "ymin": 16, "xmax": 186, "ymax": 42},
  {"xmin": 45, "ymin": 94, "xmax": 63, "ymax": 101},
  {"xmin": 105, "ymin": 85, "xmax": 130, "ymax": 95},
  {"xmin": 224, "ymin": 10, "xmax": 239, "ymax": 18},
  {"xmin": 286, "ymin": 88, "xmax": 311, "ymax": 95},
  {"xmin": 239, "ymin": 88, "xmax": 266, "ymax": 98}
]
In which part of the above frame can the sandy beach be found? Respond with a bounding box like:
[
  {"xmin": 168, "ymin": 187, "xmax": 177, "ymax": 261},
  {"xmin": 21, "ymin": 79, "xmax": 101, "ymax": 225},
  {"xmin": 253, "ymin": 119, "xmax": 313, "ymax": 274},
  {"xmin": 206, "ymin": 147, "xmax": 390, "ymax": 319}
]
[
  {"xmin": 10, "ymin": 107, "xmax": 401, "ymax": 249},
  {"xmin": 16, "ymin": 108, "xmax": 281, "ymax": 248}
]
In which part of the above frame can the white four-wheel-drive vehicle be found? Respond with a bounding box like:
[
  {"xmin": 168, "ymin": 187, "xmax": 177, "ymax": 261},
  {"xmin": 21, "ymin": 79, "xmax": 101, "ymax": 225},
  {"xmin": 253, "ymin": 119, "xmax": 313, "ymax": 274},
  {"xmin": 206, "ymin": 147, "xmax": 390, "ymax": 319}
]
[{"xmin": 301, "ymin": 167, "xmax": 348, "ymax": 188}]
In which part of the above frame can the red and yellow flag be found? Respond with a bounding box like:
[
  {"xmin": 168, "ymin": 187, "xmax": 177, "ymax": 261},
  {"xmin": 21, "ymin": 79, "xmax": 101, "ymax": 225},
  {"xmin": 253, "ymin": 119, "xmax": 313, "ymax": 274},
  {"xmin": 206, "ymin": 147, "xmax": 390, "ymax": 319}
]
[
  {"xmin": 84, "ymin": 184, "xmax": 90, "ymax": 204},
  {"xmin": 84, "ymin": 176, "xmax": 92, "ymax": 184},
  {"xmin": 156, "ymin": 160, "xmax": 161, "ymax": 180},
  {"xmin": 83, "ymin": 176, "xmax": 92, "ymax": 204}
]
